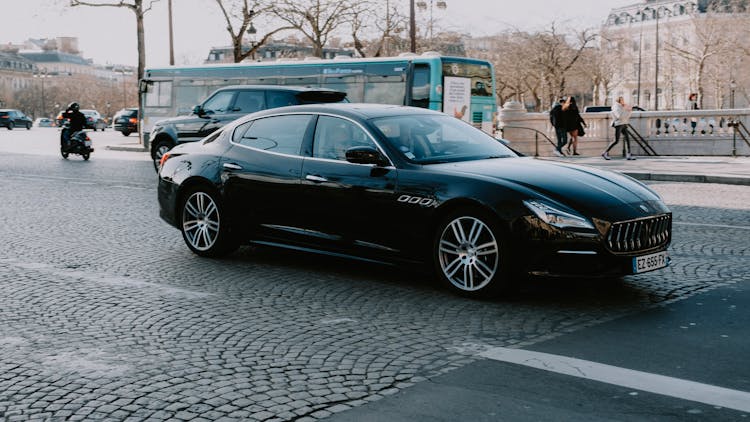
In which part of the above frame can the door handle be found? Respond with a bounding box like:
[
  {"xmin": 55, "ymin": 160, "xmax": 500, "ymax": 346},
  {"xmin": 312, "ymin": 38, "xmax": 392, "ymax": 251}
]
[
  {"xmin": 222, "ymin": 163, "xmax": 243, "ymax": 170},
  {"xmin": 305, "ymin": 174, "xmax": 328, "ymax": 183}
]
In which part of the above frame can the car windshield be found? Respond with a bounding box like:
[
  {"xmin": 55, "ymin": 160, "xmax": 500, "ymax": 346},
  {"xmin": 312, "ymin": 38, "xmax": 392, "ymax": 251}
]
[{"xmin": 370, "ymin": 114, "xmax": 517, "ymax": 164}]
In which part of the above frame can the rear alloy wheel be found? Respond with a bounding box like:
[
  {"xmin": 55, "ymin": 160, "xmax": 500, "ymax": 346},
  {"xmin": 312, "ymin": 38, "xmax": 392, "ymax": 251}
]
[
  {"xmin": 180, "ymin": 188, "xmax": 238, "ymax": 257},
  {"xmin": 434, "ymin": 210, "xmax": 512, "ymax": 298}
]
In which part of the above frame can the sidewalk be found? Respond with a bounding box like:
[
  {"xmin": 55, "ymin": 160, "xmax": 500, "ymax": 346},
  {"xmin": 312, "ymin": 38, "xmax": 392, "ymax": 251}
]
[
  {"xmin": 102, "ymin": 136, "xmax": 750, "ymax": 186},
  {"xmin": 543, "ymin": 155, "xmax": 750, "ymax": 186}
]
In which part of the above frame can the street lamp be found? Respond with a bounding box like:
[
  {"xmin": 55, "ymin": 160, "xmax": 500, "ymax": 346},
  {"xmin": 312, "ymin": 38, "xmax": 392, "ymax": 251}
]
[
  {"xmin": 247, "ymin": 22, "xmax": 258, "ymax": 61},
  {"xmin": 416, "ymin": 0, "xmax": 447, "ymax": 50},
  {"xmin": 33, "ymin": 67, "xmax": 49, "ymax": 118}
]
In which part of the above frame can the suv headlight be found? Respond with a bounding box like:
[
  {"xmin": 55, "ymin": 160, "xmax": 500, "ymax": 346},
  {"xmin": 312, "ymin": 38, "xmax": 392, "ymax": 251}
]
[{"xmin": 523, "ymin": 200, "xmax": 594, "ymax": 230}]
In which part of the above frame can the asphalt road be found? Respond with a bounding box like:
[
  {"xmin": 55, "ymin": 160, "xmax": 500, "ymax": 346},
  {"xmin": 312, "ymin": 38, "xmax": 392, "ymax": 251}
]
[{"xmin": 0, "ymin": 129, "xmax": 748, "ymax": 421}]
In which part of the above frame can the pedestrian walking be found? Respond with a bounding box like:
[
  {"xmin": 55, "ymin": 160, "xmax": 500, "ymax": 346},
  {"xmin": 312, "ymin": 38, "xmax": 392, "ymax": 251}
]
[
  {"xmin": 601, "ymin": 96, "xmax": 635, "ymax": 160},
  {"xmin": 562, "ymin": 96, "xmax": 586, "ymax": 155},
  {"xmin": 688, "ymin": 93, "xmax": 699, "ymax": 134},
  {"xmin": 550, "ymin": 97, "xmax": 567, "ymax": 155}
]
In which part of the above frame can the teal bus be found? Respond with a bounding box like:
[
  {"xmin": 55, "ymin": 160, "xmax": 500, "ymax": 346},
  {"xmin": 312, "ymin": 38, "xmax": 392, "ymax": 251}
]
[{"xmin": 140, "ymin": 53, "xmax": 497, "ymax": 144}]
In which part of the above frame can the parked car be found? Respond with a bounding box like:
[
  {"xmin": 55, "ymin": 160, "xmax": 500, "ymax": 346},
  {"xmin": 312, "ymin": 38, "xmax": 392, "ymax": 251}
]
[
  {"xmin": 149, "ymin": 85, "xmax": 348, "ymax": 170},
  {"xmin": 81, "ymin": 109, "xmax": 107, "ymax": 131},
  {"xmin": 34, "ymin": 117, "xmax": 56, "ymax": 127},
  {"xmin": 0, "ymin": 109, "xmax": 33, "ymax": 130},
  {"xmin": 157, "ymin": 104, "xmax": 673, "ymax": 298},
  {"xmin": 113, "ymin": 107, "xmax": 138, "ymax": 136},
  {"xmin": 583, "ymin": 105, "xmax": 646, "ymax": 113}
]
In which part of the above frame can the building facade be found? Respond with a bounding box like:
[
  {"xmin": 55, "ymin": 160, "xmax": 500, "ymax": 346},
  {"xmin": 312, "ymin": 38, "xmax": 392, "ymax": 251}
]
[
  {"xmin": 0, "ymin": 37, "xmax": 135, "ymax": 119},
  {"xmin": 602, "ymin": 0, "xmax": 749, "ymax": 110}
]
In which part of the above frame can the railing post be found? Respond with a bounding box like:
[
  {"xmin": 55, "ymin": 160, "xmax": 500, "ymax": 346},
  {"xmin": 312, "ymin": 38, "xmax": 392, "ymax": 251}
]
[
  {"xmin": 535, "ymin": 132, "xmax": 539, "ymax": 157},
  {"xmin": 733, "ymin": 121, "xmax": 737, "ymax": 157}
]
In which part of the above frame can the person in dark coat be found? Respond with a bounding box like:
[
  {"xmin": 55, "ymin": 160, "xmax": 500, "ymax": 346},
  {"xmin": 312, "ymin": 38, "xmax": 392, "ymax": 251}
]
[
  {"xmin": 549, "ymin": 98, "xmax": 567, "ymax": 155},
  {"xmin": 562, "ymin": 96, "xmax": 586, "ymax": 155},
  {"xmin": 61, "ymin": 102, "xmax": 86, "ymax": 148}
]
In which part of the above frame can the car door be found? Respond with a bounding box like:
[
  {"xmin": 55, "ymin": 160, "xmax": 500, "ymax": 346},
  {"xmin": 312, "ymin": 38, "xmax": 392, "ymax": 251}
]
[
  {"xmin": 300, "ymin": 115, "xmax": 400, "ymax": 258},
  {"xmin": 221, "ymin": 113, "xmax": 315, "ymax": 242}
]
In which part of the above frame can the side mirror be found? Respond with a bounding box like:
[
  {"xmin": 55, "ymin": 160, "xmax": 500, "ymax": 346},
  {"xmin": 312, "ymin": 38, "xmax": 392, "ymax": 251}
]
[
  {"xmin": 345, "ymin": 146, "xmax": 388, "ymax": 166},
  {"xmin": 192, "ymin": 105, "xmax": 205, "ymax": 117}
]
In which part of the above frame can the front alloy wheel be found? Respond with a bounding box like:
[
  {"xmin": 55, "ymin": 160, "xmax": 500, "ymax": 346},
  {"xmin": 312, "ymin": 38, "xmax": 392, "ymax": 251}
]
[
  {"xmin": 435, "ymin": 211, "xmax": 510, "ymax": 297},
  {"xmin": 180, "ymin": 189, "xmax": 237, "ymax": 257}
]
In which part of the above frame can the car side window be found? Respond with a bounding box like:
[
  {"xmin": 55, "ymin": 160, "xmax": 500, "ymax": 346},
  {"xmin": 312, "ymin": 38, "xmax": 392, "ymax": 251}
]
[
  {"xmin": 313, "ymin": 116, "xmax": 375, "ymax": 161},
  {"xmin": 233, "ymin": 91, "xmax": 266, "ymax": 113},
  {"xmin": 202, "ymin": 91, "xmax": 234, "ymax": 114},
  {"xmin": 267, "ymin": 91, "xmax": 299, "ymax": 109},
  {"xmin": 233, "ymin": 115, "xmax": 313, "ymax": 156}
]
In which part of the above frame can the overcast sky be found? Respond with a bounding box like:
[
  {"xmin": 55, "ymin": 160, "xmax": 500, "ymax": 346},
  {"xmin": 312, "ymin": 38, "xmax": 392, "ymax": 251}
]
[{"xmin": 1, "ymin": 0, "xmax": 635, "ymax": 67}]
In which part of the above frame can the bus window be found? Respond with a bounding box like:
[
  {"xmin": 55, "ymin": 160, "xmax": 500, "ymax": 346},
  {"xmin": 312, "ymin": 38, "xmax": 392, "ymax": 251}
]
[
  {"xmin": 442, "ymin": 61, "xmax": 493, "ymax": 97},
  {"xmin": 364, "ymin": 74, "xmax": 406, "ymax": 105},
  {"xmin": 409, "ymin": 64, "xmax": 430, "ymax": 108},
  {"xmin": 175, "ymin": 85, "xmax": 208, "ymax": 115},
  {"xmin": 322, "ymin": 65, "xmax": 365, "ymax": 102},
  {"xmin": 145, "ymin": 81, "xmax": 172, "ymax": 107}
]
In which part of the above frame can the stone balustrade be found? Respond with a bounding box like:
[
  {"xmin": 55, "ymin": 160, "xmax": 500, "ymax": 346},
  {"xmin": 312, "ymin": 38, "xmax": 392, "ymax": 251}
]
[{"xmin": 496, "ymin": 101, "xmax": 750, "ymax": 157}]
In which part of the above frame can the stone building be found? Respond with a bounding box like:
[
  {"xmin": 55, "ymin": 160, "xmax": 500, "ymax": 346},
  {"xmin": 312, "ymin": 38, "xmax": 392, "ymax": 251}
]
[
  {"xmin": 602, "ymin": 0, "xmax": 749, "ymax": 110},
  {"xmin": 0, "ymin": 37, "xmax": 135, "ymax": 119}
]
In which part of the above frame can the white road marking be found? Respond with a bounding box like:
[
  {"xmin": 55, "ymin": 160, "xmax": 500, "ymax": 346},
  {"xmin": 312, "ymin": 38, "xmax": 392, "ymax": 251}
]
[
  {"xmin": 674, "ymin": 221, "xmax": 750, "ymax": 231},
  {"xmin": 477, "ymin": 346, "xmax": 750, "ymax": 413}
]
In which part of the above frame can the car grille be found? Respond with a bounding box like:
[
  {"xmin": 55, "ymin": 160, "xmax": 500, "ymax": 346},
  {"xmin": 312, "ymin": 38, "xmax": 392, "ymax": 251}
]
[{"xmin": 606, "ymin": 214, "xmax": 671, "ymax": 254}]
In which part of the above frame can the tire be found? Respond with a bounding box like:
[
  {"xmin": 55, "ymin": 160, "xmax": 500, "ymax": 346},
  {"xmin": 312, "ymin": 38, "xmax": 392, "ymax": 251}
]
[
  {"xmin": 152, "ymin": 139, "xmax": 174, "ymax": 171},
  {"xmin": 82, "ymin": 153, "xmax": 90, "ymax": 161},
  {"xmin": 26, "ymin": 122, "xmax": 31, "ymax": 130},
  {"xmin": 434, "ymin": 208, "xmax": 515, "ymax": 298},
  {"xmin": 7, "ymin": 122, "xmax": 13, "ymax": 130},
  {"xmin": 61, "ymin": 148, "xmax": 69, "ymax": 159},
  {"xmin": 179, "ymin": 187, "xmax": 238, "ymax": 257},
  {"xmin": 121, "ymin": 131, "xmax": 131, "ymax": 136}
]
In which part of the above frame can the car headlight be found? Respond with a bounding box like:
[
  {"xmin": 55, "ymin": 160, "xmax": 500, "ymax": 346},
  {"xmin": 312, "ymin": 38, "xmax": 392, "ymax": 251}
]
[{"xmin": 523, "ymin": 200, "xmax": 594, "ymax": 230}]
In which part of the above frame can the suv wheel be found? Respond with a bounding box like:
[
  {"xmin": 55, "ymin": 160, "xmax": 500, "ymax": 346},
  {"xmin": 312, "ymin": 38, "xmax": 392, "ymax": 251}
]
[
  {"xmin": 7, "ymin": 122, "xmax": 13, "ymax": 130},
  {"xmin": 152, "ymin": 139, "xmax": 174, "ymax": 171},
  {"xmin": 26, "ymin": 122, "xmax": 31, "ymax": 130}
]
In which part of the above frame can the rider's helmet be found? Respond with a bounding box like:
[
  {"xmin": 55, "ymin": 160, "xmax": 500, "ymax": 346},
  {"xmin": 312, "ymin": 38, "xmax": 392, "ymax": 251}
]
[{"xmin": 68, "ymin": 102, "xmax": 79, "ymax": 112}]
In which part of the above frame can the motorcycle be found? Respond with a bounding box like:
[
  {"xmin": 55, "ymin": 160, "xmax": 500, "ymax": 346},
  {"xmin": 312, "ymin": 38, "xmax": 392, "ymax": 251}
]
[{"xmin": 60, "ymin": 122, "xmax": 94, "ymax": 160}]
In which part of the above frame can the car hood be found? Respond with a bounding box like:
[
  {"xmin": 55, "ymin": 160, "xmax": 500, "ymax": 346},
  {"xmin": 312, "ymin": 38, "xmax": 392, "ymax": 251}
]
[{"xmin": 431, "ymin": 157, "xmax": 669, "ymax": 220}]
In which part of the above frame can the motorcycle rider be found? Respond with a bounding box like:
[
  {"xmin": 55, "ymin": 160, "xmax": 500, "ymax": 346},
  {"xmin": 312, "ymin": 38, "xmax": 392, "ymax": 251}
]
[{"xmin": 61, "ymin": 102, "xmax": 86, "ymax": 148}]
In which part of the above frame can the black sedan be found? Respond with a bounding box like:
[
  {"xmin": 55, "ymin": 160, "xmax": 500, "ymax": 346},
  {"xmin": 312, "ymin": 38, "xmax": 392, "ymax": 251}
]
[{"xmin": 158, "ymin": 104, "xmax": 672, "ymax": 298}]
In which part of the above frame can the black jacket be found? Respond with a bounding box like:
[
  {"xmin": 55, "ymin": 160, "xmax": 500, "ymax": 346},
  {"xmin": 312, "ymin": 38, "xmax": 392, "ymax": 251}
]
[
  {"xmin": 550, "ymin": 103, "xmax": 564, "ymax": 128},
  {"xmin": 64, "ymin": 109, "xmax": 86, "ymax": 133}
]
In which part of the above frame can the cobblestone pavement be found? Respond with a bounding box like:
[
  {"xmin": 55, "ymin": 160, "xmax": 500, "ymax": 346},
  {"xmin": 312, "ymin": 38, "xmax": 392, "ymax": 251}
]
[{"xmin": 0, "ymin": 154, "xmax": 748, "ymax": 421}]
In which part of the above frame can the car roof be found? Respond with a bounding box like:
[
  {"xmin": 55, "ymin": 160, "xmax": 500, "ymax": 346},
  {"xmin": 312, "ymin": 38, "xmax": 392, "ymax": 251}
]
[
  {"xmin": 248, "ymin": 103, "xmax": 442, "ymax": 120},
  {"xmin": 213, "ymin": 84, "xmax": 345, "ymax": 94}
]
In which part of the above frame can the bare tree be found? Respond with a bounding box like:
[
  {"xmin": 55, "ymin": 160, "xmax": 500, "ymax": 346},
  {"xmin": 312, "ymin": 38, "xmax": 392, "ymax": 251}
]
[
  {"xmin": 526, "ymin": 23, "xmax": 597, "ymax": 109},
  {"xmin": 349, "ymin": 0, "xmax": 407, "ymax": 57},
  {"xmin": 270, "ymin": 0, "xmax": 357, "ymax": 58},
  {"xmin": 70, "ymin": 0, "xmax": 160, "ymax": 143},
  {"xmin": 213, "ymin": 0, "xmax": 294, "ymax": 63}
]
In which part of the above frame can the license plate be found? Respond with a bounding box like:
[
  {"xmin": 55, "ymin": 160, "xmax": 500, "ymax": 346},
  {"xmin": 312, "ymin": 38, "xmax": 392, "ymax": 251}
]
[{"xmin": 633, "ymin": 251, "xmax": 669, "ymax": 274}]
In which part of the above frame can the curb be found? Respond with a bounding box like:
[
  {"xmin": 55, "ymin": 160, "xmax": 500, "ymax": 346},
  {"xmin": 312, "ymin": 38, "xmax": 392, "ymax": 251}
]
[
  {"xmin": 622, "ymin": 171, "xmax": 750, "ymax": 186},
  {"xmin": 105, "ymin": 145, "xmax": 148, "ymax": 152}
]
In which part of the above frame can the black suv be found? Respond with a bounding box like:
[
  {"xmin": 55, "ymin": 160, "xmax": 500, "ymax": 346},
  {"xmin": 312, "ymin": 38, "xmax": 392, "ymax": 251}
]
[
  {"xmin": 149, "ymin": 85, "xmax": 347, "ymax": 169},
  {"xmin": 0, "ymin": 109, "xmax": 33, "ymax": 130},
  {"xmin": 113, "ymin": 108, "xmax": 138, "ymax": 136}
]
